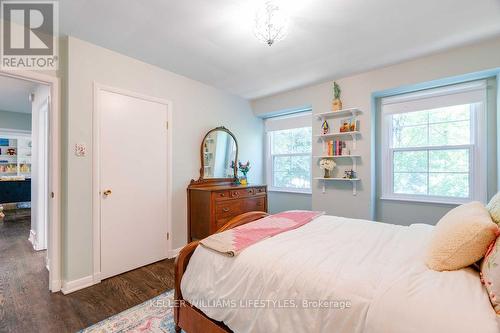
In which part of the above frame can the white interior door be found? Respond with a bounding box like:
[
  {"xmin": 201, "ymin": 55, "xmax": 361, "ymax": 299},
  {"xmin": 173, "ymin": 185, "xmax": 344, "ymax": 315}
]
[{"xmin": 99, "ymin": 89, "xmax": 169, "ymax": 279}]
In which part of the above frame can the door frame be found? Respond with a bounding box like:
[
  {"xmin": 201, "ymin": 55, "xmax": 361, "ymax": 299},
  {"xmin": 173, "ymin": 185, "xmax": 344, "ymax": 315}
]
[
  {"xmin": 92, "ymin": 82, "xmax": 173, "ymax": 283},
  {"xmin": 0, "ymin": 70, "xmax": 61, "ymax": 292}
]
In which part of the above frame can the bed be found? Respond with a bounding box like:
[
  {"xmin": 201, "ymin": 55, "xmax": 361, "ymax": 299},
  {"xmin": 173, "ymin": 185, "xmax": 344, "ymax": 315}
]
[{"xmin": 174, "ymin": 212, "xmax": 499, "ymax": 333}]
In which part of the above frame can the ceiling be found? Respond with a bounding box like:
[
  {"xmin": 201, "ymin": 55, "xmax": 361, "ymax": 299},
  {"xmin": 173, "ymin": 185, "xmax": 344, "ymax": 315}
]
[
  {"xmin": 0, "ymin": 76, "xmax": 38, "ymax": 113},
  {"xmin": 59, "ymin": 0, "xmax": 500, "ymax": 99}
]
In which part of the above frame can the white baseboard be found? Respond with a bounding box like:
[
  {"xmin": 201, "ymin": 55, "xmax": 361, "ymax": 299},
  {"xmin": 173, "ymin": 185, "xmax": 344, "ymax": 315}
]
[
  {"xmin": 93, "ymin": 272, "xmax": 102, "ymax": 284},
  {"xmin": 28, "ymin": 229, "xmax": 46, "ymax": 251},
  {"xmin": 61, "ymin": 275, "xmax": 96, "ymax": 294},
  {"xmin": 50, "ymin": 279, "xmax": 61, "ymax": 293},
  {"xmin": 168, "ymin": 247, "xmax": 183, "ymax": 258},
  {"xmin": 28, "ymin": 229, "xmax": 38, "ymax": 250}
]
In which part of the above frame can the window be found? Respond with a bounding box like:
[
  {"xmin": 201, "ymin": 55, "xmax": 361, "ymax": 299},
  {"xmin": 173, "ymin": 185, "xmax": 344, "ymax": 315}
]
[
  {"xmin": 265, "ymin": 112, "xmax": 312, "ymax": 193},
  {"xmin": 381, "ymin": 81, "xmax": 487, "ymax": 204}
]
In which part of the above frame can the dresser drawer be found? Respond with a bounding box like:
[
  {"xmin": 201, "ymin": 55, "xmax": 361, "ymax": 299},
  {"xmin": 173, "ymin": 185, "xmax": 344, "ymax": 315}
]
[
  {"xmin": 229, "ymin": 188, "xmax": 255, "ymax": 198},
  {"xmin": 244, "ymin": 197, "xmax": 266, "ymax": 212},
  {"xmin": 189, "ymin": 183, "xmax": 268, "ymax": 242},
  {"xmin": 215, "ymin": 200, "xmax": 243, "ymax": 219},
  {"xmin": 214, "ymin": 191, "xmax": 230, "ymax": 200},
  {"xmin": 255, "ymin": 187, "xmax": 266, "ymax": 195}
]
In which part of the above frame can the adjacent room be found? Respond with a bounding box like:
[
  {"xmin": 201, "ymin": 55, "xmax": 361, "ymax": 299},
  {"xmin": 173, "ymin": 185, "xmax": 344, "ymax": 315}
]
[
  {"xmin": 1, "ymin": 0, "xmax": 500, "ymax": 332},
  {"xmin": 0, "ymin": 74, "xmax": 52, "ymax": 309}
]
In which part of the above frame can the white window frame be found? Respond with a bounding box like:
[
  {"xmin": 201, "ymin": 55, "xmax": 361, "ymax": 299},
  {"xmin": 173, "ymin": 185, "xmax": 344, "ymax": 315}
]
[
  {"xmin": 380, "ymin": 81, "xmax": 487, "ymax": 205},
  {"xmin": 265, "ymin": 112, "xmax": 312, "ymax": 194}
]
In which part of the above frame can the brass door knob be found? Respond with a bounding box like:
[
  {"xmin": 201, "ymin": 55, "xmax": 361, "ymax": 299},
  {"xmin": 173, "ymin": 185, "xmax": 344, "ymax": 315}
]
[{"xmin": 103, "ymin": 189, "xmax": 112, "ymax": 196}]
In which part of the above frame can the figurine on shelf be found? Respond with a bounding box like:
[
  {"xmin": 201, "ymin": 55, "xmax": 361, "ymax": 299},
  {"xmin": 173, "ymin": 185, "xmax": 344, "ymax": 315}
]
[
  {"xmin": 6, "ymin": 148, "xmax": 16, "ymax": 156},
  {"xmin": 340, "ymin": 120, "xmax": 350, "ymax": 133},
  {"xmin": 321, "ymin": 120, "xmax": 330, "ymax": 134},
  {"xmin": 344, "ymin": 169, "xmax": 356, "ymax": 179},
  {"xmin": 320, "ymin": 159, "xmax": 336, "ymax": 178},
  {"xmin": 332, "ymin": 81, "xmax": 342, "ymax": 111}
]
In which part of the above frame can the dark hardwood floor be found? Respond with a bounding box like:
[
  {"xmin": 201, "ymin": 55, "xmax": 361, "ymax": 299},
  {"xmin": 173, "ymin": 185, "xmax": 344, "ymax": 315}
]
[{"xmin": 0, "ymin": 210, "xmax": 175, "ymax": 333}]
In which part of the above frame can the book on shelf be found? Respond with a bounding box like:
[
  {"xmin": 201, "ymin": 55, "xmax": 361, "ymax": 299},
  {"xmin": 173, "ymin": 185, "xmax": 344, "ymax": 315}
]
[{"xmin": 326, "ymin": 140, "xmax": 348, "ymax": 156}]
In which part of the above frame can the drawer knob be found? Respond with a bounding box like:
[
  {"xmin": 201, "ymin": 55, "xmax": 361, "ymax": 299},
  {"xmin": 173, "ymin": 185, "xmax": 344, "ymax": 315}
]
[
  {"xmin": 223, "ymin": 207, "xmax": 230, "ymax": 212},
  {"xmin": 220, "ymin": 193, "xmax": 225, "ymax": 197}
]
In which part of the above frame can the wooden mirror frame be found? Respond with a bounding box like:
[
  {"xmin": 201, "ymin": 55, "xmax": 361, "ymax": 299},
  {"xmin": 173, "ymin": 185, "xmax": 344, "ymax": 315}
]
[{"xmin": 191, "ymin": 126, "xmax": 238, "ymax": 185}]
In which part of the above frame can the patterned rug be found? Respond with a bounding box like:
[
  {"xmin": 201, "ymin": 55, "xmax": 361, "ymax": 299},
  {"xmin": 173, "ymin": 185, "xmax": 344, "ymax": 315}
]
[{"xmin": 80, "ymin": 290, "xmax": 178, "ymax": 333}]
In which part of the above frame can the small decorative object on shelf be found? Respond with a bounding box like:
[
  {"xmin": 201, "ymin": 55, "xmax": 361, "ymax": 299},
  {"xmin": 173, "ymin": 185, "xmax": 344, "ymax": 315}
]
[
  {"xmin": 19, "ymin": 164, "xmax": 30, "ymax": 174},
  {"xmin": 344, "ymin": 169, "xmax": 356, "ymax": 179},
  {"xmin": 332, "ymin": 81, "xmax": 342, "ymax": 111},
  {"xmin": 321, "ymin": 120, "xmax": 330, "ymax": 134},
  {"xmin": 0, "ymin": 205, "xmax": 4, "ymax": 219},
  {"xmin": 320, "ymin": 159, "xmax": 336, "ymax": 178},
  {"xmin": 6, "ymin": 148, "xmax": 16, "ymax": 156},
  {"xmin": 238, "ymin": 161, "xmax": 251, "ymax": 185},
  {"xmin": 339, "ymin": 118, "xmax": 359, "ymax": 132}
]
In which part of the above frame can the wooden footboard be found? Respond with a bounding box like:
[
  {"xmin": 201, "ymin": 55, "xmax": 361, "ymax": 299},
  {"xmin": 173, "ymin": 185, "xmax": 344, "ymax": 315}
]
[{"xmin": 174, "ymin": 211, "xmax": 269, "ymax": 333}]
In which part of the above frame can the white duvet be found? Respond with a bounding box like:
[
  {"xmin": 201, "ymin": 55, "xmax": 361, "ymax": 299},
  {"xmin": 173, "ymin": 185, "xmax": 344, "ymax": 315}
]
[{"xmin": 181, "ymin": 215, "xmax": 499, "ymax": 333}]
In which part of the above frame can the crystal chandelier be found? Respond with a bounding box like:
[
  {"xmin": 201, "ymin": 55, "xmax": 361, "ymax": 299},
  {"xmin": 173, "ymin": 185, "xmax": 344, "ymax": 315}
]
[{"xmin": 254, "ymin": 0, "xmax": 289, "ymax": 46}]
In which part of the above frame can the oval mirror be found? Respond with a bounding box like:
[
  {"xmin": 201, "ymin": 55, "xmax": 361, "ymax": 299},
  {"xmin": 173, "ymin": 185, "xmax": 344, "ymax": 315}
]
[{"xmin": 201, "ymin": 127, "xmax": 238, "ymax": 180}]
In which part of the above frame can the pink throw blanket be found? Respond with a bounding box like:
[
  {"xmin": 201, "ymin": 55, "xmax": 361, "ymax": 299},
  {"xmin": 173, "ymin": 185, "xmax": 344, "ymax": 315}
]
[{"xmin": 200, "ymin": 210, "xmax": 324, "ymax": 256}]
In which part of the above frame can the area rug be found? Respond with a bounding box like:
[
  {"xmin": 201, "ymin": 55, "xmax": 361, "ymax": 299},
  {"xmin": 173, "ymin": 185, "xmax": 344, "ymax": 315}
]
[{"xmin": 80, "ymin": 290, "xmax": 178, "ymax": 333}]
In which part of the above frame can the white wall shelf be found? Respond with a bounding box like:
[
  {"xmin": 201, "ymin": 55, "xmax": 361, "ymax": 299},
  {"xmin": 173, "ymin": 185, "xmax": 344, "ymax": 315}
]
[
  {"xmin": 314, "ymin": 177, "xmax": 360, "ymax": 181},
  {"xmin": 315, "ymin": 108, "xmax": 363, "ymax": 195},
  {"xmin": 314, "ymin": 177, "xmax": 360, "ymax": 195},
  {"xmin": 316, "ymin": 108, "xmax": 361, "ymax": 119},
  {"xmin": 315, "ymin": 155, "xmax": 360, "ymax": 189},
  {"xmin": 315, "ymin": 131, "xmax": 360, "ymax": 150},
  {"xmin": 314, "ymin": 155, "xmax": 360, "ymax": 159},
  {"xmin": 314, "ymin": 131, "xmax": 360, "ymax": 139}
]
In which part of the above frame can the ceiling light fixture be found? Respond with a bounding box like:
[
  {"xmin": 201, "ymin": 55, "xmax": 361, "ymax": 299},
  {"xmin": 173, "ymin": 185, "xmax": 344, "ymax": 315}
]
[{"xmin": 254, "ymin": 0, "xmax": 289, "ymax": 46}]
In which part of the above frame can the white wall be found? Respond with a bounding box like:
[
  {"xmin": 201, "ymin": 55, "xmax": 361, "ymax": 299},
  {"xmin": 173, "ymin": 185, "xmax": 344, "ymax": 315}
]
[
  {"xmin": 63, "ymin": 37, "xmax": 263, "ymax": 282},
  {"xmin": 268, "ymin": 192, "xmax": 311, "ymax": 214},
  {"xmin": 252, "ymin": 36, "xmax": 500, "ymax": 224},
  {"xmin": 0, "ymin": 110, "xmax": 31, "ymax": 131}
]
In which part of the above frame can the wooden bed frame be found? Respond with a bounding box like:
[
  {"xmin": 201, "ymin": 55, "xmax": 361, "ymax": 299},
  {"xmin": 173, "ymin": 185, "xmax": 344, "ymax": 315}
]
[{"xmin": 174, "ymin": 211, "xmax": 269, "ymax": 333}]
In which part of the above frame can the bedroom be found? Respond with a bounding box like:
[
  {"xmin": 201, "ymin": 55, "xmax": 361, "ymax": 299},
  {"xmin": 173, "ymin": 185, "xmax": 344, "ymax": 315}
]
[{"xmin": 1, "ymin": 0, "xmax": 500, "ymax": 332}]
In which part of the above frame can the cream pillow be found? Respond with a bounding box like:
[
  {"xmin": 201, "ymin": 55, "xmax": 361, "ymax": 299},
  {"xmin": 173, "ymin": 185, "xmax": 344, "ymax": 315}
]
[
  {"xmin": 486, "ymin": 192, "xmax": 500, "ymax": 226},
  {"xmin": 426, "ymin": 201, "xmax": 499, "ymax": 272}
]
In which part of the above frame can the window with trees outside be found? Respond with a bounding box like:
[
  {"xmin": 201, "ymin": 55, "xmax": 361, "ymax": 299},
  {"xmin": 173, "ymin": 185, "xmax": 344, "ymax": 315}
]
[
  {"xmin": 265, "ymin": 112, "xmax": 312, "ymax": 193},
  {"xmin": 380, "ymin": 80, "xmax": 487, "ymax": 204}
]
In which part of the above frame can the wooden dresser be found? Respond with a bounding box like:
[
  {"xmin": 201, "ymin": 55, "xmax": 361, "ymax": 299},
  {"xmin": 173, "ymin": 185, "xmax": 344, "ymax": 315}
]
[{"xmin": 187, "ymin": 183, "xmax": 267, "ymax": 241}]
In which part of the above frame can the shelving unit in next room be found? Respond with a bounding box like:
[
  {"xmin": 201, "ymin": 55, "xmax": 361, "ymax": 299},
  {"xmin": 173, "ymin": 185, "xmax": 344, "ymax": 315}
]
[
  {"xmin": 314, "ymin": 108, "xmax": 362, "ymax": 195},
  {"xmin": 0, "ymin": 135, "xmax": 32, "ymax": 178}
]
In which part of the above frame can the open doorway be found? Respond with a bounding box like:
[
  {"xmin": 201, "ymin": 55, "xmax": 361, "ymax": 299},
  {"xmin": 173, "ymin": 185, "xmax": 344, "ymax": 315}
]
[{"xmin": 0, "ymin": 71, "xmax": 60, "ymax": 292}]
